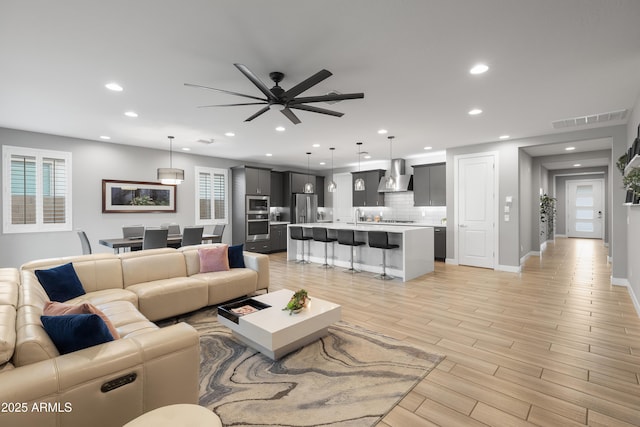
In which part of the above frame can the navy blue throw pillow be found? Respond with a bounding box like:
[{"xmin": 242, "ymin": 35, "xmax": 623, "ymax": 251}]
[
  {"xmin": 35, "ymin": 263, "xmax": 86, "ymax": 302},
  {"xmin": 228, "ymin": 244, "xmax": 245, "ymax": 268},
  {"xmin": 41, "ymin": 314, "xmax": 114, "ymax": 354}
]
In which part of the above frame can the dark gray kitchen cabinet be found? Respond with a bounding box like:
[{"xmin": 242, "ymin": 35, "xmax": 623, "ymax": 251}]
[
  {"xmin": 245, "ymin": 167, "xmax": 271, "ymax": 195},
  {"xmin": 269, "ymin": 224, "xmax": 287, "ymax": 252},
  {"xmin": 412, "ymin": 163, "xmax": 446, "ymax": 206},
  {"xmin": 245, "ymin": 240, "xmax": 271, "ymax": 254},
  {"xmin": 434, "ymin": 226, "xmax": 446, "ymax": 260},
  {"xmin": 270, "ymin": 171, "xmax": 284, "ymax": 207},
  {"xmin": 316, "ymin": 176, "xmax": 325, "ymax": 207},
  {"xmin": 352, "ymin": 170, "xmax": 385, "ymax": 207}
]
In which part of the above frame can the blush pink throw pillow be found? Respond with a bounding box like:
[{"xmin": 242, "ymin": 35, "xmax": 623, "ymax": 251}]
[
  {"xmin": 199, "ymin": 245, "xmax": 230, "ymax": 273},
  {"xmin": 43, "ymin": 301, "xmax": 120, "ymax": 339}
]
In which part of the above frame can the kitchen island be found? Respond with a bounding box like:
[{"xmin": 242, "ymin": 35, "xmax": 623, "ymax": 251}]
[{"xmin": 287, "ymin": 222, "xmax": 434, "ymax": 281}]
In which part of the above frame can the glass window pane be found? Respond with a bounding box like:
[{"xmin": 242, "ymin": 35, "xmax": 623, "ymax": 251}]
[
  {"xmin": 575, "ymin": 222, "xmax": 593, "ymax": 232},
  {"xmin": 575, "ymin": 209, "xmax": 593, "ymax": 220},
  {"xmin": 10, "ymin": 155, "xmax": 37, "ymax": 224}
]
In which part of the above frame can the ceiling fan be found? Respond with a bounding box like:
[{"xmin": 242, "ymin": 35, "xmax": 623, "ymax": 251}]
[{"xmin": 185, "ymin": 63, "xmax": 364, "ymax": 125}]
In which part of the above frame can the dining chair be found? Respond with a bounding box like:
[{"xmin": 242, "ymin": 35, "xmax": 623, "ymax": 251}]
[
  {"xmin": 212, "ymin": 224, "xmax": 225, "ymax": 243},
  {"xmin": 122, "ymin": 225, "xmax": 145, "ymax": 239},
  {"xmin": 161, "ymin": 223, "xmax": 181, "ymax": 235},
  {"xmin": 142, "ymin": 228, "xmax": 168, "ymax": 250},
  {"xmin": 181, "ymin": 226, "xmax": 204, "ymax": 247},
  {"xmin": 77, "ymin": 230, "xmax": 92, "ymax": 255}
]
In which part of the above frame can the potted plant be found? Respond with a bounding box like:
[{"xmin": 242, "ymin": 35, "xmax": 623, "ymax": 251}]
[
  {"xmin": 616, "ymin": 153, "xmax": 629, "ymax": 176},
  {"xmin": 283, "ymin": 289, "xmax": 310, "ymax": 315},
  {"xmin": 540, "ymin": 194, "xmax": 556, "ymax": 239},
  {"xmin": 623, "ymin": 167, "xmax": 640, "ymax": 204}
]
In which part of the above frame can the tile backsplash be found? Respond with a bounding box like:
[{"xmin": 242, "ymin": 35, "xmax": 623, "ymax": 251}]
[{"xmin": 320, "ymin": 192, "xmax": 447, "ymax": 224}]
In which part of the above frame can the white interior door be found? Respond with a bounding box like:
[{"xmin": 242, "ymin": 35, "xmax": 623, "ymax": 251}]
[
  {"xmin": 456, "ymin": 154, "xmax": 496, "ymax": 269},
  {"xmin": 333, "ymin": 173, "xmax": 353, "ymax": 223},
  {"xmin": 566, "ymin": 179, "xmax": 603, "ymax": 239}
]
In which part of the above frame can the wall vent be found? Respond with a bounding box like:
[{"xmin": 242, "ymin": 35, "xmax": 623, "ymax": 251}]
[
  {"xmin": 197, "ymin": 138, "xmax": 215, "ymax": 144},
  {"xmin": 552, "ymin": 109, "xmax": 628, "ymax": 129}
]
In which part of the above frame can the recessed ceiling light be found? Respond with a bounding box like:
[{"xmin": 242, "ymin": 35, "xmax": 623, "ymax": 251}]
[
  {"xmin": 565, "ymin": 146, "xmax": 576, "ymax": 151},
  {"xmin": 105, "ymin": 82, "xmax": 123, "ymax": 92},
  {"xmin": 319, "ymin": 162, "xmax": 326, "ymax": 165},
  {"xmin": 470, "ymin": 64, "xmax": 489, "ymax": 75},
  {"xmin": 312, "ymin": 143, "xmax": 320, "ymax": 148},
  {"xmin": 124, "ymin": 111, "xmax": 138, "ymax": 118},
  {"xmin": 499, "ymin": 135, "xmax": 510, "ymax": 140},
  {"xmin": 573, "ymin": 163, "xmax": 581, "ymax": 167},
  {"xmin": 468, "ymin": 108, "xmax": 483, "ymax": 116},
  {"xmin": 377, "ymin": 129, "xmax": 388, "ymax": 135},
  {"xmin": 266, "ymin": 153, "xmax": 273, "ymax": 157},
  {"xmin": 275, "ymin": 126, "xmax": 285, "ymax": 132},
  {"xmin": 364, "ymin": 155, "xmax": 371, "ymax": 159},
  {"xmin": 224, "ymin": 132, "xmax": 235, "ymax": 137},
  {"xmin": 182, "ymin": 147, "xmax": 191, "ymax": 151},
  {"xmin": 424, "ymin": 146, "xmax": 432, "ymax": 150},
  {"xmin": 99, "ymin": 135, "xmax": 111, "ymax": 140}
]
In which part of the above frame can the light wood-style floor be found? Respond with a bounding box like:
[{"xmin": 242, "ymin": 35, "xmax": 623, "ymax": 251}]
[{"xmin": 267, "ymin": 237, "xmax": 640, "ymax": 426}]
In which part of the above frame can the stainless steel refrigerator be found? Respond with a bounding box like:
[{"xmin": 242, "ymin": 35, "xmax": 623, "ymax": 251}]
[{"xmin": 291, "ymin": 193, "xmax": 318, "ymax": 224}]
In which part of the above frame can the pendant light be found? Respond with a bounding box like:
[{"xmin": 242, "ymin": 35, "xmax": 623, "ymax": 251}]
[
  {"xmin": 157, "ymin": 136, "xmax": 184, "ymax": 185},
  {"xmin": 385, "ymin": 136, "xmax": 396, "ymax": 190},
  {"xmin": 303, "ymin": 152, "xmax": 314, "ymax": 193},
  {"xmin": 354, "ymin": 142, "xmax": 365, "ymax": 191},
  {"xmin": 327, "ymin": 147, "xmax": 337, "ymax": 192}
]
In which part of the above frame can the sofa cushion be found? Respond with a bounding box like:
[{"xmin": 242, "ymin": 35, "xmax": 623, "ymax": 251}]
[
  {"xmin": 65, "ymin": 288, "xmax": 139, "ymax": 309},
  {"xmin": 228, "ymin": 244, "xmax": 245, "ymax": 268},
  {"xmin": 95, "ymin": 300, "xmax": 158, "ymax": 338},
  {"xmin": 41, "ymin": 314, "xmax": 114, "ymax": 354},
  {"xmin": 0, "ymin": 305, "xmax": 16, "ymax": 364},
  {"xmin": 125, "ymin": 278, "xmax": 208, "ymax": 322},
  {"xmin": 44, "ymin": 301, "xmax": 120, "ymax": 339},
  {"xmin": 191, "ymin": 269, "xmax": 258, "ymax": 306},
  {"xmin": 35, "ymin": 263, "xmax": 85, "ymax": 302},
  {"xmin": 199, "ymin": 245, "xmax": 229, "ymax": 273}
]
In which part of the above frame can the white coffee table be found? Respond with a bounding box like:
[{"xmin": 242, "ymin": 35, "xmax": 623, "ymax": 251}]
[{"xmin": 217, "ymin": 289, "xmax": 341, "ymax": 359}]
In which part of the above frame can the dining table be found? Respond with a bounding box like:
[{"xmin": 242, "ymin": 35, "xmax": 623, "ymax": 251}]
[{"xmin": 99, "ymin": 234, "xmax": 220, "ymax": 253}]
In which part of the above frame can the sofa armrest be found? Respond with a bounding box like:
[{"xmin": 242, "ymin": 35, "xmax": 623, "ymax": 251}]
[
  {"xmin": 243, "ymin": 251, "xmax": 270, "ymax": 291},
  {"xmin": 0, "ymin": 323, "xmax": 199, "ymax": 427}
]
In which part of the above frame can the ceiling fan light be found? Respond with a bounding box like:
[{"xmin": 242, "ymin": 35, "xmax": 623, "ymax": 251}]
[{"xmin": 269, "ymin": 103, "xmax": 286, "ymax": 111}]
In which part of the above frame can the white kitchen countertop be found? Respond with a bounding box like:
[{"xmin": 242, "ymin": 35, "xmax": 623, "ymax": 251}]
[
  {"xmin": 290, "ymin": 222, "xmax": 432, "ymax": 233},
  {"xmin": 270, "ymin": 221, "xmax": 291, "ymax": 225}
]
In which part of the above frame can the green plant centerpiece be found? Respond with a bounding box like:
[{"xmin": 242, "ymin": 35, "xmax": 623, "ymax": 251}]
[{"xmin": 283, "ymin": 289, "xmax": 309, "ymax": 315}]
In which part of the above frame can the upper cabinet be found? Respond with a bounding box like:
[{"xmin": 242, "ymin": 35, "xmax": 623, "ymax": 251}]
[
  {"xmin": 244, "ymin": 167, "xmax": 271, "ymax": 195},
  {"xmin": 270, "ymin": 171, "xmax": 284, "ymax": 206},
  {"xmin": 352, "ymin": 170, "xmax": 385, "ymax": 207},
  {"xmin": 412, "ymin": 163, "xmax": 446, "ymax": 206}
]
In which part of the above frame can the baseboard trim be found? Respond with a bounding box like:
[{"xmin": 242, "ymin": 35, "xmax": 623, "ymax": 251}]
[
  {"xmin": 540, "ymin": 241, "xmax": 547, "ymax": 253},
  {"xmin": 497, "ymin": 264, "xmax": 521, "ymax": 273},
  {"xmin": 445, "ymin": 258, "xmax": 458, "ymax": 265},
  {"xmin": 611, "ymin": 277, "xmax": 640, "ymax": 317},
  {"xmin": 555, "ymin": 234, "xmax": 567, "ymax": 238}
]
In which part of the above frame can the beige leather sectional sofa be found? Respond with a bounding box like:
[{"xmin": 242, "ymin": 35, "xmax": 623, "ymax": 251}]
[{"xmin": 0, "ymin": 244, "xmax": 270, "ymax": 427}]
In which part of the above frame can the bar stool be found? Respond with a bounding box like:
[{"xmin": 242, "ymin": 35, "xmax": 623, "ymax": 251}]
[
  {"xmin": 337, "ymin": 229, "xmax": 366, "ymax": 273},
  {"xmin": 368, "ymin": 231, "xmax": 399, "ymax": 280},
  {"xmin": 290, "ymin": 226, "xmax": 312, "ymax": 263},
  {"xmin": 312, "ymin": 227, "xmax": 337, "ymax": 268}
]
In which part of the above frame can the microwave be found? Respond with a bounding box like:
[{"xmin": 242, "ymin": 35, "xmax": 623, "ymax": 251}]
[{"xmin": 246, "ymin": 195, "xmax": 270, "ymax": 214}]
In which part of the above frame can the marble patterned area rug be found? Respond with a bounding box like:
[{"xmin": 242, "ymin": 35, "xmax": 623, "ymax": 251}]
[{"xmin": 167, "ymin": 306, "xmax": 444, "ymax": 427}]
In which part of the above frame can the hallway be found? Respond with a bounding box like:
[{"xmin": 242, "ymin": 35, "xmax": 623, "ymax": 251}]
[{"xmin": 268, "ymin": 237, "xmax": 640, "ymax": 426}]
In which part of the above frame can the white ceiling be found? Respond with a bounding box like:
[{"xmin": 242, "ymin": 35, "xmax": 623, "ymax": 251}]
[{"xmin": 1, "ymin": 0, "xmax": 639, "ymax": 170}]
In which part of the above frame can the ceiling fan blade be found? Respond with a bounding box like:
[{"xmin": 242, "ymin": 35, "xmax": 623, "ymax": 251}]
[
  {"xmin": 284, "ymin": 69, "xmax": 332, "ymax": 99},
  {"xmin": 197, "ymin": 102, "xmax": 268, "ymax": 108},
  {"xmin": 244, "ymin": 106, "xmax": 270, "ymax": 122},
  {"xmin": 234, "ymin": 63, "xmax": 278, "ymax": 102},
  {"xmin": 289, "ymin": 92, "xmax": 365, "ymax": 105},
  {"xmin": 281, "ymin": 108, "xmax": 301, "ymax": 125},
  {"xmin": 290, "ymin": 104, "xmax": 344, "ymax": 117},
  {"xmin": 184, "ymin": 83, "xmax": 267, "ymax": 102}
]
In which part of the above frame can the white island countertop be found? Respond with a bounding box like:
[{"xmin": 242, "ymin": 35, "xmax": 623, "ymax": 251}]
[{"xmin": 287, "ymin": 222, "xmax": 434, "ymax": 281}]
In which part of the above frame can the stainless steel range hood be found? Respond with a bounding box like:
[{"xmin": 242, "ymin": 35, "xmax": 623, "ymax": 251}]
[{"xmin": 378, "ymin": 159, "xmax": 413, "ymax": 192}]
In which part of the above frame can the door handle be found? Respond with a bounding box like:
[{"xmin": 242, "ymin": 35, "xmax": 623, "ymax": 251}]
[{"xmin": 459, "ymin": 224, "xmax": 467, "ymax": 228}]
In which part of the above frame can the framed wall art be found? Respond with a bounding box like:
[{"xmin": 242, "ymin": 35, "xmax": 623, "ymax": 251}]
[{"xmin": 102, "ymin": 179, "xmax": 176, "ymax": 213}]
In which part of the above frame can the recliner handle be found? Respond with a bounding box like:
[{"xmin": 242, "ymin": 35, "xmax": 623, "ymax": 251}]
[{"xmin": 101, "ymin": 373, "xmax": 137, "ymax": 393}]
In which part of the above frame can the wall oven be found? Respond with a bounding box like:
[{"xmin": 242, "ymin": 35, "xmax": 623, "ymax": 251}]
[
  {"xmin": 246, "ymin": 213, "xmax": 270, "ymax": 241},
  {"xmin": 246, "ymin": 195, "xmax": 270, "ymax": 214}
]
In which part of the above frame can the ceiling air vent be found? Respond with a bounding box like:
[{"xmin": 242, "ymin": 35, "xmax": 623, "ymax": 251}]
[
  {"xmin": 197, "ymin": 138, "xmax": 215, "ymax": 144},
  {"xmin": 552, "ymin": 109, "xmax": 628, "ymax": 129}
]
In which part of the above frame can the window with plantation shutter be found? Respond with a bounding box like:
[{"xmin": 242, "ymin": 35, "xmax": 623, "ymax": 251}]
[
  {"xmin": 3, "ymin": 145, "xmax": 72, "ymax": 233},
  {"xmin": 195, "ymin": 166, "xmax": 228, "ymax": 225}
]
